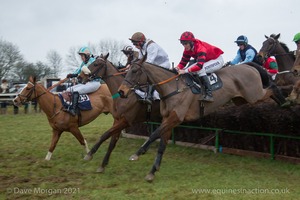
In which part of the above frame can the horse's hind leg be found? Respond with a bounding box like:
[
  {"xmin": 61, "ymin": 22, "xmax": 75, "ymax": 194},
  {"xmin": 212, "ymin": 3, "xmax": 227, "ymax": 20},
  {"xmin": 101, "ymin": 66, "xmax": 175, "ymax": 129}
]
[
  {"xmin": 45, "ymin": 130, "xmax": 63, "ymax": 160},
  {"xmin": 129, "ymin": 129, "xmax": 161, "ymax": 161},
  {"xmin": 97, "ymin": 133, "xmax": 121, "ymax": 173},
  {"xmin": 70, "ymin": 128, "xmax": 89, "ymax": 155}
]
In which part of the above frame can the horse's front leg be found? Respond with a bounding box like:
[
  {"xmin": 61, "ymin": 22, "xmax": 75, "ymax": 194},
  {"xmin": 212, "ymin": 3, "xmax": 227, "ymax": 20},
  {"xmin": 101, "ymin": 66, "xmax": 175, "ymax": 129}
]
[
  {"xmin": 45, "ymin": 129, "xmax": 63, "ymax": 160},
  {"xmin": 97, "ymin": 133, "xmax": 121, "ymax": 173},
  {"xmin": 145, "ymin": 111, "xmax": 182, "ymax": 182},
  {"xmin": 84, "ymin": 118, "xmax": 128, "ymax": 161},
  {"xmin": 129, "ymin": 129, "xmax": 161, "ymax": 161}
]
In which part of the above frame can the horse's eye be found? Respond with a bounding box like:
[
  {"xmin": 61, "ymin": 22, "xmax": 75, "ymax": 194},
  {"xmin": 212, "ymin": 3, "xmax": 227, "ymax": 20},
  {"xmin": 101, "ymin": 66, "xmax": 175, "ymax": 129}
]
[{"xmin": 132, "ymin": 68, "xmax": 138, "ymax": 73}]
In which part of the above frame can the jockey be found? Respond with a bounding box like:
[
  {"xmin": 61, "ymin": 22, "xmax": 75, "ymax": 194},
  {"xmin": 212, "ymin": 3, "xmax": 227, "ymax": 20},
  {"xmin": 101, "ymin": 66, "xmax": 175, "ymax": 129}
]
[
  {"xmin": 176, "ymin": 31, "xmax": 224, "ymax": 102},
  {"xmin": 120, "ymin": 45, "xmax": 139, "ymax": 69},
  {"xmin": 226, "ymin": 35, "xmax": 260, "ymax": 66},
  {"xmin": 65, "ymin": 46, "xmax": 101, "ymax": 116},
  {"xmin": 129, "ymin": 32, "xmax": 171, "ymax": 104},
  {"xmin": 260, "ymin": 56, "xmax": 278, "ymax": 80},
  {"xmin": 293, "ymin": 32, "xmax": 300, "ymax": 51}
]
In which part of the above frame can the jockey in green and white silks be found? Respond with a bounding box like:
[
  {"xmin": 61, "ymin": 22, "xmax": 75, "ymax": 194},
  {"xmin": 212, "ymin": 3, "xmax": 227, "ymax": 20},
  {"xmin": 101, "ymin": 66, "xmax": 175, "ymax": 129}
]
[{"xmin": 66, "ymin": 47, "xmax": 101, "ymax": 94}]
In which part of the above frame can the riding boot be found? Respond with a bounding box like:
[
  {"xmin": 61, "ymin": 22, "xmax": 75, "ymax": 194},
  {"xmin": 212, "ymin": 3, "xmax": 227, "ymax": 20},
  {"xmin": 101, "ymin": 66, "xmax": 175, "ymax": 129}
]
[
  {"xmin": 143, "ymin": 85, "xmax": 153, "ymax": 105},
  {"xmin": 200, "ymin": 75, "xmax": 214, "ymax": 102},
  {"xmin": 69, "ymin": 91, "xmax": 79, "ymax": 116}
]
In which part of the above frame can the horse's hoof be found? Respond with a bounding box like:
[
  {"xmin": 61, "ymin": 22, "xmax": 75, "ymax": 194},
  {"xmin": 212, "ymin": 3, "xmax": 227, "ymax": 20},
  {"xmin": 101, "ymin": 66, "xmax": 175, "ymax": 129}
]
[
  {"xmin": 144, "ymin": 173, "xmax": 155, "ymax": 182},
  {"xmin": 96, "ymin": 167, "xmax": 105, "ymax": 173},
  {"xmin": 83, "ymin": 154, "xmax": 93, "ymax": 161},
  {"xmin": 129, "ymin": 154, "xmax": 139, "ymax": 161}
]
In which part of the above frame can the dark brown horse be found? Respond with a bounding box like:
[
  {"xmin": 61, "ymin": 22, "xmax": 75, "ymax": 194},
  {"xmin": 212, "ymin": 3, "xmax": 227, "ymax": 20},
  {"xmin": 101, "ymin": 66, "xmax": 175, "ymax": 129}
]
[
  {"xmin": 258, "ymin": 33, "xmax": 297, "ymax": 86},
  {"xmin": 118, "ymin": 55, "xmax": 286, "ymax": 182},
  {"xmin": 82, "ymin": 54, "xmax": 161, "ymax": 172},
  {"xmin": 13, "ymin": 76, "xmax": 114, "ymax": 160}
]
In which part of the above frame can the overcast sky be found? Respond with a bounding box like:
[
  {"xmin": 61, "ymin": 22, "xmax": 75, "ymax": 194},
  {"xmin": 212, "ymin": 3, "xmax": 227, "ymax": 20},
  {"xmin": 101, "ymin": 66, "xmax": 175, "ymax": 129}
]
[{"xmin": 0, "ymin": 0, "xmax": 298, "ymax": 78}]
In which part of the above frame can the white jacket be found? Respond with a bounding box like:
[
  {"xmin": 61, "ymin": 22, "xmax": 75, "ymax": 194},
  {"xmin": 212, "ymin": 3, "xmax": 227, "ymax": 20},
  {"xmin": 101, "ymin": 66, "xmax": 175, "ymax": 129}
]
[{"xmin": 138, "ymin": 39, "xmax": 171, "ymax": 69}]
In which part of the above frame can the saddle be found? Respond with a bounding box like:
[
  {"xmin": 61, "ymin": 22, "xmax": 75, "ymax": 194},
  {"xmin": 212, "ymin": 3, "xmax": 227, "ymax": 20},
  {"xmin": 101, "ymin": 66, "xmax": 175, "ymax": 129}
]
[
  {"xmin": 59, "ymin": 92, "xmax": 92, "ymax": 111},
  {"xmin": 184, "ymin": 73, "xmax": 223, "ymax": 94}
]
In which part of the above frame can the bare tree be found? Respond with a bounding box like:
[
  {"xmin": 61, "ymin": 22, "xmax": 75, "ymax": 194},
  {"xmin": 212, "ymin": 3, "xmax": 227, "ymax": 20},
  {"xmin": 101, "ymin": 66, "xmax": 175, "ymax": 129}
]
[
  {"xmin": 65, "ymin": 46, "xmax": 81, "ymax": 72},
  {"xmin": 46, "ymin": 50, "xmax": 62, "ymax": 77},
  {"xmin": 11, "ymin": 61, "xmax": 53, "ymax": 82},
  {"xmin": 65, "ymin": 39, "xmax": 128, "ymax": 72},
  {"xmin": 0, "ymin": 38, "xmax": 23, "ymax": 80},
  {"xmin": 95, "ymin": 39, "xmax": 127, "ymax": 66}
]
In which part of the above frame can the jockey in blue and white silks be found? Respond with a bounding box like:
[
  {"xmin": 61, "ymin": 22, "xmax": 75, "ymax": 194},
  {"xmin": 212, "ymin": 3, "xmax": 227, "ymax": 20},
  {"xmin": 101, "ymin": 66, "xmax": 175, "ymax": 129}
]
[{"xmin": 66, "ymin": 47, "xmax": 101, "ymax": 94}]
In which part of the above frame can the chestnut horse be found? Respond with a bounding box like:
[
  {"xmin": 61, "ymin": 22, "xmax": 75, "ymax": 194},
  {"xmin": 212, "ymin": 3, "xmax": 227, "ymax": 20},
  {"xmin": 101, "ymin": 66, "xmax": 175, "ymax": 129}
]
[
  {"xmin": 82, "ymin": 54, "xmax": 161, "ymax": 173},
  {"xmin": 13, "ymin": 76, "xmax": 113, "ymax": 160},
  {"xmin": 118, "ymin": 55, "xmax": 286, "ymax": 182}
]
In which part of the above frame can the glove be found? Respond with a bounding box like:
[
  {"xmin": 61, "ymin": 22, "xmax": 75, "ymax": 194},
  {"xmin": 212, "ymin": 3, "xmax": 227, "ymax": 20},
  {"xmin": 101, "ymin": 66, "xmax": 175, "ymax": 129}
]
[
  {"xmin": 66, "ymin": 73, "xmax": 77, "ymax": 78},
  {"xmin": 256, "ymin": 55, "xmax": 264, "ymax": 65},
  {"xmin": 224, "ymin": 61, "xmax": 231, "ymax": 67}
]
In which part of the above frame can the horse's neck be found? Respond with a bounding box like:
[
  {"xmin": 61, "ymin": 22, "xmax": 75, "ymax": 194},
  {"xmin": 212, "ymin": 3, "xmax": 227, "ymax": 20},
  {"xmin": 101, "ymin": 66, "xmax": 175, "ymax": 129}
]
[
  {"xmin": 294, "ymin": 52, "xmax": 300, "ymax": 67},
  {"xmin": 275, "ymin": 44, "xmax": 294, "ymax": 71},
  {"xmin": 104, "ymin": 63, "xmax": 125, "ymax": 94},
  {"xmin": 143, "ymin": 64, "xmax": 179, "ymax": 95},
  {"xmin": 35, "ymin": 85, "xmax": 61, "ymax": 117}
]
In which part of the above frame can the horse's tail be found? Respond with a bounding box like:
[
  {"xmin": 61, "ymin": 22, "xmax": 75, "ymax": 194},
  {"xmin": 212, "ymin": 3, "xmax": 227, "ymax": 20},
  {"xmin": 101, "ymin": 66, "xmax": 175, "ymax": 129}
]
[{"xmin": 245, "ymin": 62, "xmax": 271, "ymax": 88}]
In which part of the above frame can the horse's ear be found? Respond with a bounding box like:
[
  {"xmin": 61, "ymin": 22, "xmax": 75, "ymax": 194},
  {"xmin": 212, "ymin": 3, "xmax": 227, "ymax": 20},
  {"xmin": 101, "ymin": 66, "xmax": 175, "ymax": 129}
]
[
  {"xmin": 29, "ymin": 76, "xmax": 33, "ymax": 82},
  {"xmin": 275, "ymin": 33, "xmax": 280, "ymax": 40},
  {"xmin": 33, "ymin": 76, "xmax": 37, "ymax": 83},
  {"xmin": 265, "ymin": 35, "xmax": 269, "ymax": 39},
  {"xmin": 104, "ymin": 53, "xmax": 109, "ymax": 60}
]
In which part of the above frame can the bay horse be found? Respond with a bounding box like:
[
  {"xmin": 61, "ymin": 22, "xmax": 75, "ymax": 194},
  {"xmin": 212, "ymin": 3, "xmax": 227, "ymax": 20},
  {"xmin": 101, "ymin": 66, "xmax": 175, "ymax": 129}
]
[
  {"xmin": 82, "ymin": 54, "xmax": 161, "ymax": 173},
  {"xmin": 118, "ymin": 55, "xmax": 286, "ymax": 182},
  {"xmin": 258, "ymin": 33, "xmax": 297, "ymax": 87},
  {"xmin": 13, "ymin": 76, "xmax": 114, "ymax": 160}
]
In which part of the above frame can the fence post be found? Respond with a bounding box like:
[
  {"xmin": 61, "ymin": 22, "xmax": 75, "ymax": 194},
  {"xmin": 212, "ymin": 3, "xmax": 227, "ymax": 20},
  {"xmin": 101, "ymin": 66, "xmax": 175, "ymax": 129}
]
[
  {"xmin": 270, "ymin": 136, "xmax": 275, "ymax": 160},
  {"xmin": 215, "ymin": 130, "xmax": 220, "ymax": 153}
]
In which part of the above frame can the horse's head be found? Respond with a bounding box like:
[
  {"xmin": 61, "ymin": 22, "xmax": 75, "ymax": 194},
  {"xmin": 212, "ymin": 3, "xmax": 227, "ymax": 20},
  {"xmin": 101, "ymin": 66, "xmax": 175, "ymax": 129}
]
[
  {"xmin": 13, "ymin": 76, "xmax": 38, "ymax": 106},
  {"xmin": 258, "ymin": 33, "xmax": 281, "ymax": 59},
  {"xmin": 291, "ymin": 50, "xmax": 300, "ymax": 76},
  {"xmin": 80, "ymin": 53, "xmax": 110, "ymax": 84},
  {"xmin": 118, "ymin": 54, "xmax": 148, "ymax": 98}
]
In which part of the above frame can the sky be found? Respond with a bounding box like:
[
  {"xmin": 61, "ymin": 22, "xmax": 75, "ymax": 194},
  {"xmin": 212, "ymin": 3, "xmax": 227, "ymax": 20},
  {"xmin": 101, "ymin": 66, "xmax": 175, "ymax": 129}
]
[{"xmin": 0, "ymin": 0, "xmax": 299, "ymax": 78}]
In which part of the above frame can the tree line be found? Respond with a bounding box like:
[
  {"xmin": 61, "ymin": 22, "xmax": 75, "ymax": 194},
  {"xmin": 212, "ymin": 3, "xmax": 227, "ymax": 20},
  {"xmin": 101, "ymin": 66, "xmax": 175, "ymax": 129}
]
[{"xmin": 0, "ymin": 37, "xmax": 127, "ymax": 83}]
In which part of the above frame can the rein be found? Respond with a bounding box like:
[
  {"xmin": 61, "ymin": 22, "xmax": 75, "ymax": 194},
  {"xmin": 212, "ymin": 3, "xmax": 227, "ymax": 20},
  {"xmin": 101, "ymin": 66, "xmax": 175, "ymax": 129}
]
[
  {"xmin": 153, "ymin": 74, "xmax": 180, "ymax": 86},
  {"xmin": 126, "ymin": 62, "xmax": 187, "ymax": 100}
]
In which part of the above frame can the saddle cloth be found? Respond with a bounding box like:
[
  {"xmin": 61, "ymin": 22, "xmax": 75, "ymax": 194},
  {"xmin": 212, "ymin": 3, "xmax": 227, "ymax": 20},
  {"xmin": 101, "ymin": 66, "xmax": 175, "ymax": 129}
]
[
  {"xmin": 185, "ymin": 73, "xmax": 223, "ymax": 94},
  {"xmin": 58, "ymin": 93, "xmax": 92, "ymax": 111}
]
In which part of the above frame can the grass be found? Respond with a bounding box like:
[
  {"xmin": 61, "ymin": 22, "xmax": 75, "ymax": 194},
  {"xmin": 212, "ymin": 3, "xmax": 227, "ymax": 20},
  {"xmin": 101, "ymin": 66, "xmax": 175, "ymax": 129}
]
[{"xmin": 0, "ymin": 111, "xmax": 299, "ymax": 200}]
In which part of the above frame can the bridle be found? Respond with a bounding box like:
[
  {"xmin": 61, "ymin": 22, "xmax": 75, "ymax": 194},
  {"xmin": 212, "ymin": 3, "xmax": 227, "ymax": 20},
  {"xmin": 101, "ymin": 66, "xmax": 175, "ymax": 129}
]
[
  {"xmin": 262, "ymin": 37, "xmax": 293, "ymax": 57},
  {"xmin": 88, "ymin": 57, "xmax": 127, "ymax": 81},
  {"xmin": 123, "ymin": 62, "xmax": 185, "ymax": 100},
  {"xmin": 17, "ymin": 81, "xmax": 46, "ymax": 104}
]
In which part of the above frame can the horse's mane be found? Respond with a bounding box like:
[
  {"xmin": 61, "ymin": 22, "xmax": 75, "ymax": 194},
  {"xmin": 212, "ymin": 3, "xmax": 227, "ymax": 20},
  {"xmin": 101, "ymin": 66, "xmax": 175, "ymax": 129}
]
[
  {"xmin": 269, "ymin": 34, "xmax": 290, "ymax": 53},
  {"xmin": 142, "ymin": 61, "xmax": 178, "ymax": 75},
  {"xmin": 96, "ymin": 55, "xmax": 122, "ymax": 72}
]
